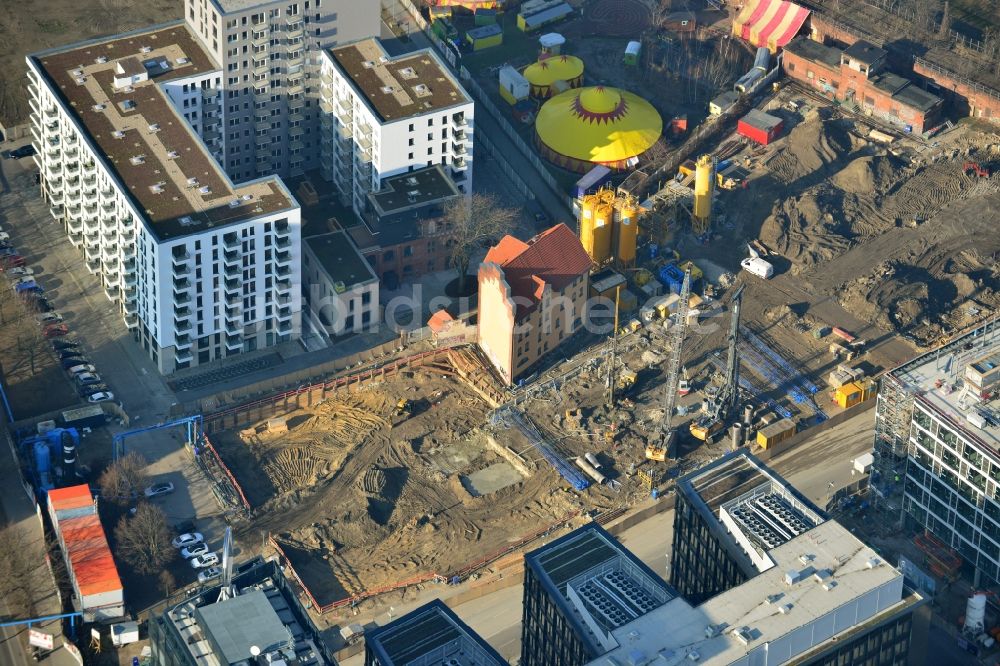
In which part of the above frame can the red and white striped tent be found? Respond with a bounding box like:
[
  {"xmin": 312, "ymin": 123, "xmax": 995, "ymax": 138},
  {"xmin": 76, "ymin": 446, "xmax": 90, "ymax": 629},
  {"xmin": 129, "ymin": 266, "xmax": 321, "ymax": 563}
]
[{"xmin": 732, "ymin": 0, "xmax": 810, "ymax": 53}]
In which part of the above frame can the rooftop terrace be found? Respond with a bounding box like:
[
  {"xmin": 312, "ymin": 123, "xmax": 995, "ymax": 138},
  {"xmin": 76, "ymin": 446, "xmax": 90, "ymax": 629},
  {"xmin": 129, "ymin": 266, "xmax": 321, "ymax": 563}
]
[
  {"xmin": 891, "ymin": 318, "xmax": 1000, "ymax": 455},
  {"xmin": 590, "ymin": 521, "xmax": 920, "ymax": 665},
  {"xmin": 31, "ymin": 23, "xmax": 295, "ymax": 241},
  {"xmin": 328, "ymin": 39, "xmax": 470, "ymax": 123}
]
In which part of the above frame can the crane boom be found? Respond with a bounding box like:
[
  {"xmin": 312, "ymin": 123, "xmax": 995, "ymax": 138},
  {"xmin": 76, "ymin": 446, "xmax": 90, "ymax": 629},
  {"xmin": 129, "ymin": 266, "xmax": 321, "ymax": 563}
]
[{"xmin": 658, "ymin": 269, "xmax": 692, "ymax": 449}]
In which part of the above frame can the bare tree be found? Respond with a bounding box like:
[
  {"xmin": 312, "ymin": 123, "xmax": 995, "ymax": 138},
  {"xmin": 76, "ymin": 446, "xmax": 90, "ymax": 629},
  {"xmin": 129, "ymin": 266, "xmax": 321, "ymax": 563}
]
[
  {"xmin": 114, "ymin": 503, "xmax": 175, "ymax": 575},
  {"xmin": 0, "ymin": 523, "xmax": 51, "ymax": 617},
  {"xmin": 98, "ymin": 451, "xmax": 149, "ymax": 506},
  {"xmin": 159, "ymin": 570, "xmax": 177, "ymax": 596},
  {"xmin": 938, "ymin": 0, "xmax": 951, "ymax": 37},
  {"xmin": 14, "ymin": 324, "xmax": 50, "ymax": 376},
  {"xmin": 910, "ymin": 0, "xmax": 939, "ymax": 32},
  {"xmin": 443, "ymin": 193, "xmax": 519, "ymax": 293}
]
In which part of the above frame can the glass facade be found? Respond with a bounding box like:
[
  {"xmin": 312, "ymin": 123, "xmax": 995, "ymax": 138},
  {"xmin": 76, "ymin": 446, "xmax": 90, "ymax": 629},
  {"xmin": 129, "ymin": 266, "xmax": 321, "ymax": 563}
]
[
  {"xmin": 668, "ymin": 490, "xmax": 749, "ymax": 604},
  {"xmin": 804, "ymin": 610, "xmax": 915, "ymax": 666},
  {"xmin": 902, "ymin": 402, "xmax": 1000, "ymax": 584},
  {"xmin": 520, "ymin": 564, "xmax": 594, "ymax": 666}
]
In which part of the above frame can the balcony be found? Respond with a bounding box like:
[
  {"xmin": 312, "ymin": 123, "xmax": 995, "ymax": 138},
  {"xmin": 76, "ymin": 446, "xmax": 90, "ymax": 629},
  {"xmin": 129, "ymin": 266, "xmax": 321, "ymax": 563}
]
[
  {"xmin": 275, "ymin": 249, "xmax": 291, "ymax": 264},
  {"xmin": 223, "ymin": 235, "xmax": 240, "ymax": 250},
  {"xmin": 276, "ymin": 307, "xmax": 293, "ymax": 321},
  {"xmin": 175, "ymin": 334, "xmax": 193, "ymax": 350},
  {"xmin": 67, "ymin": 217, "xmax": 83, "ymax": 233},
  {"xmin": 251, "ymin": 31, "xmax": 270, "ymax": 47},
  {"xmin": 43, "ymin": 105, "xmax": 58, "ymax": 121},
  {"xmin": 452, "ymin": 112, "xmax": 468, "ymax": 126},
  {"xmin": 224, "ymin": 304, "xmax": 242, "ymax": 322},
  {"xmin": 278, "ymin": 320, "xmax": 293, "ymax": 335},
  {"xmin": 224, "ymin": 333, "xmax": 243, "ymax": 351},
  {"xmin": 175, "ymin": 347, "xmax": 193, "ymax": 363},
  {"xmin": 274, "ymin": 278, "xmax": 292, "ymax": 294},
  {"xmin": 452, "ymin": 157, "xmax": 467, "ymax": 169},
  {"xmin": 123, "ymin": 299, "xmax": 137, "ymax": 315},
  {"xmin": 275, "ymin": 264, "xmax": 291, "ymax": 277},
  {"xmin": 174, "ymin": 317, "xmax": 193, "ymax": 333},
  {"xmin": 223, "ymin": 248, "xmax": 240, "ymax": 267},
  {"xmin": 174, "ymin": 291, "xmax": 191, "ymax": 305},
  {"xmin": 224, "ymin": 277, "xmax": 241, "ymax": 295},
  {"xmin": 275, "ymin": 235, "xmax": 292, "ymax": 250},
  {"xmin": 172, "ymin": 277, "xmax": 191, "ymax": 293},
  {"xmin": 452, "ymin": 142, "xmax": 467, "ymax": 155},
  {"xmin": 123, "ymin": 272, "xmax": 137, "ymax": 287},
  {"xmin": 172, "ymin": 250, "xmax": 191, "ymax": 266}
]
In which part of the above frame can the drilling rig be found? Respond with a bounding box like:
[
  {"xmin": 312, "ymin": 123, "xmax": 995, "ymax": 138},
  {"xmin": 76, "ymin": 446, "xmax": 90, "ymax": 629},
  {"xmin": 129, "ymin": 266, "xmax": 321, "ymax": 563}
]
[
  {"xmin": 645, "ymin": 269, "xmax": 691, "ymax": 462},
  {"xmin": 690, "ymin": 285, "xmax": 744, "ymax": 441}
]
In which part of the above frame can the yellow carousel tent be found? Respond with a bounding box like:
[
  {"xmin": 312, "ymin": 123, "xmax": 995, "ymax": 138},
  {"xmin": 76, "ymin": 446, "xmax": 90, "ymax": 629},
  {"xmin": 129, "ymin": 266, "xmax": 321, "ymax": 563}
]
[
  {"xmin": 523, "ymin": 54, "xmax": 585, "ymax": 98},
  {"xmin": 535, "ymin": 86, "xmax": 662, "ymax": 172}
]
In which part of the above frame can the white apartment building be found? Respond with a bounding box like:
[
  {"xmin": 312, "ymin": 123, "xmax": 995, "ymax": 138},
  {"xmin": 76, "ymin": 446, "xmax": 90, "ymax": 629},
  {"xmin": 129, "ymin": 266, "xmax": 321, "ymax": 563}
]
[
  {"xmin": 318, "ymin": 38, "xmax": 474, "ymax": 214},
  {"xmin": 183, "ymin": 0, "xmax": 379, "ymax": 181},
  {"xmin": 27, "ymin": 23, "xmax": 302, "ymax": 373}
]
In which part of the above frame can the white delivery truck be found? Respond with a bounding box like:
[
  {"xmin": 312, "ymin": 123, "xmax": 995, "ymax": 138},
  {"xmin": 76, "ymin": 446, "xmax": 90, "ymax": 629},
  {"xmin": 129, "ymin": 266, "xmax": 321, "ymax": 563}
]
[{"xmin": 741, "ymin": 257, "xmax": 774, "ymax": 279}]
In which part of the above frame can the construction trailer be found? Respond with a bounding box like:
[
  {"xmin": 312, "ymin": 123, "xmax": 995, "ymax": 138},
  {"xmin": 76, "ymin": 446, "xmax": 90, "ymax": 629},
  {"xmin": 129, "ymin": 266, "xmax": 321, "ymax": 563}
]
[
  {"xmin": 624, "ymin": 41, "xmax": 641, "ymax": 66},
  {"xmin": 517, "ymin": 0, "xmax": 572, "ymax": 31},
  {"xmin": 835, "ymin": 378, "xmax": 876, "ymax": 409},
  {"xmin": 710, "ymin": 90, "xmax": 740, "ymax": 116},
  {"xmin": 756, "ymin": 418, "xmax": 797, "ymax": 449},
  {"xmin": 498, "ymin": 65, "xmax": 529, "ymax": 104},
  {"xmin": 466, "ymin": 24, "xmax": 503, "ymax": 50},
  {"xmin": 737, "ymin": 109, "xmax": 783, "ymax": 145},
  {"xmin": 48, "ymin": 485, "xmax": 124, "ymax": 622}
]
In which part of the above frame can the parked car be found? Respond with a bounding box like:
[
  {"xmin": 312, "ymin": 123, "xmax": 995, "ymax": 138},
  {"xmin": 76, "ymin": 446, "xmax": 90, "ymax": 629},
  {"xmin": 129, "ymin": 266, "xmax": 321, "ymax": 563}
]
[
  {"xmin": 9, "ymin": 145, "xmax": 36, "ymax": 159},
  {"xmin": 60, "ymin": 358, "xmax": 88, "ymax": 370},
  {"xmin": 36, "ymin": 312, "xmax": 62, "ymax": 324},
  {"xmin": 43, "ymin": 324, "xmax": 68, "ymax": 338},
  {"xmin": 189, "ymin": 553, "xmax": 220, "ymax": 569},
  {"xmin": 75, "ymin": 372, "xmax": 102, "ymax": 385},
  {"xmin": 172, "ymin": 533, "xmax": 204, "ymax": 549},
  {"xmin": 198, "ymin": 567, "xmax": 222, "ymax": 584},
  {"xmin": 0, "ymin": 249, "xmax": 21, "ymax": 259},
  {"xmin": 144, "ymin": 482, "xmax": 175, "ymax": 498},
  {"xmin": 52, "ymin": 340, "xmax": 79, "ymax": 351},
  {"xmin": 7, "ymin": 267, "xmax": 32, "ymax": 277},
  {"xmin": 79, "ymin": 385, "xmax": 109, "ymax": 398},
  {"xmin": 32, "ymin": 297, "xmax": 53, "ymax": 313},
  {"xmin": 58, "ymin": 349, "xmax": 85, "ymax": 360},
  {"xmin": 87, "ymin": 391, "xmax": 114, "ymax": 403},
  {"xmin": 0, "ymin": 233, "xmax": 10, "ymax": 243},
  {"xmin": 67, "ymin": 364, "xmax": 96, "ymax": 376},
  {"xmin": 181, "ymin": 542, "xmax": 210, "ymax": 559}
]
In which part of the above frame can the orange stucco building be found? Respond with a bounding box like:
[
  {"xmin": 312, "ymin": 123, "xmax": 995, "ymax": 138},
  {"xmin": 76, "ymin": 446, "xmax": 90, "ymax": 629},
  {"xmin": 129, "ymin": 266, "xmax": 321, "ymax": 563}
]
[{"xmin": 477, "ymin": 224, "xmax": 592, "ymax": 385}]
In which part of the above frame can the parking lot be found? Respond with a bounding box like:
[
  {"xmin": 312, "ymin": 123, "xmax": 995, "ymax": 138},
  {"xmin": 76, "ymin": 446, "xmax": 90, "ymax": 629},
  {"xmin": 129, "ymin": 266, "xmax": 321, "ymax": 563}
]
[{"xmin": 0, "ymin": 145, "xmax": 228, "ymax": 592}]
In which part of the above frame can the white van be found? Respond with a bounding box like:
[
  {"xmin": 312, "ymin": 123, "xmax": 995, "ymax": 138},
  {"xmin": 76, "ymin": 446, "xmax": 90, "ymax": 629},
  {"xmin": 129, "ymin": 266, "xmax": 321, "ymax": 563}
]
[{"xmin": 741, "ymin": 257, "xmax": 774, "ymax": 279}]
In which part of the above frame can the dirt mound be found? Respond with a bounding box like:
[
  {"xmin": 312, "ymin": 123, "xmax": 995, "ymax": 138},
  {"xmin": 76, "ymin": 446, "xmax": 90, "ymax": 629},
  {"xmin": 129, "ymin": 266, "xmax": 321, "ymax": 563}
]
[
  {"xmin": 777, "ymin": 112, "xmax": 854, "ymax": 178},
  {"xmin": 831, "ymin": 155, "xmax": 898, "ymax": 194}
]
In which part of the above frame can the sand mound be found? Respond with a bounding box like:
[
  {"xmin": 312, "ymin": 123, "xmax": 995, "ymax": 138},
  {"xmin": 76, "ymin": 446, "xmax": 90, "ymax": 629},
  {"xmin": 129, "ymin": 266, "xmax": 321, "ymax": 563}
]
[
  {"xmin": 786, "ymin": 114, "xmax": 853, "ymax": 174},
  {"xmin": 831, "ymin": 155, "xmax": 897, "ymax": 194}
]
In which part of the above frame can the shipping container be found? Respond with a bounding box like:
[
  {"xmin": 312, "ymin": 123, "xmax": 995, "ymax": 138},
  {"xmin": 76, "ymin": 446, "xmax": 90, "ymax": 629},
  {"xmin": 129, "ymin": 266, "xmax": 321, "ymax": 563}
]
[
  {"xmin": 756, "ymin": 418, "xmax": 797, "ymax": 449},
  {"xmin": 466, "ymin": 24, "xmax": 503, "ymax": 51},
  {"xmin": 710, "ymin": 90, "xmax": 740, "ymax": 116},
  {"xmin": 61, "ymin": 404, "xmax": 108, "ymax": 429},
  {"xmin": 835, "ymin": 379, "xmax": 875, "ymax": 408},
  {"xmin": 573, "ymin": 165, "xmax": 612, "ymax": 199}
]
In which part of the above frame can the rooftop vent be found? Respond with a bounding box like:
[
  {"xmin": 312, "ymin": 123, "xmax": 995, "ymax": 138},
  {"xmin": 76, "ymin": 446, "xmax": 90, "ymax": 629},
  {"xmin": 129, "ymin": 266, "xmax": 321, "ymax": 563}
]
[
  {"xmin": 764, "ymin": 593, "xmax": 784, "ymax": 605},
  {"xmin": 179, "ymin": 216, "xmax": 195, "ymax": 226},
  {"xmin": 111, "ymin": 130, "xmax": 126, "ymax": 139},
  {"xmin": 380, "ymin": 86, "xmax": 394, "ymax": 94},
  {"xmin": 822, "ymin": 580, "xmax": 838, "ymax": 591},
  {"xmin": 149, "ymin": 182, "xmax": 165, "ymax": 194},
  {"xmin": 95, "ymin": 56, "xmax": 108, "ymax": 64},
  {"xmin": 71, "ymin": 68, "xmax": 83, "ymax": 78},
  {"xmin": 704, "ymin": 624, "xmax": 724, "ymax": 639},
  {"xmin": 399, "ymin": 67, "xmax": 417, "ymax": 79},
  {"xmin": 74, "ymin": 76, "xmax": 86, "ymax": 85},
  {"xmin": 413, "ymin": 84, "xmax": 430, "ymax": 97},
  {"xmin": 779, "ymin": 603, "xmax": 793, "ymax": 614},
  {"xmin": 92, "ymin": 104, "xmax": 105, "ymax": 112},
  {"xmin": 228, "ymin": 199, "xmax": 241, "ymax": 208},
  {"xmin": 813, "ymin": 569, "xmax": 833, "ymax": 583},
  {"xmin": 176, "ymin": 57, "xmax": 189, "ymax": 65},
  {"xmin": 166, "ymin": 150, "xmax": 179, "ymax": 159},
  {"xmin": 147, "ymin": 123, "xmax": 161, "ymax": 133},
  {"xmin": 866, "ymin": 557, "xmax": 882, "ymax": 569},
  {"xmin": 120, "ymin": 100, "xmax": 136, "ymax": 111},
  {"xmin": 687, "ymin": 650, "xmax": 700, "ymax": 662},
  {"xmin": 362, "ymin": 60, "xmax": 375, "ymax": 68},
  {"xmin": 129, "ymin": 155, "xmax": 145, "ymax": 165},
  {"xmin": 186, "ymin": 177, "xmax": 200, "ymax": 187},
  {"xmin": 734, "ymin": 627, "xmax": 754, "ymax": 646},
  {"xmin": 406, "ymin": 189, "xmax": 420, "ymax": 202},
  {"xmin": 198, "ymin": 186, "xmax": 212, "ymax": 195},
  {"xmin": 405, "ymin": 176, "xmax": 419, "ymax": 186},
  {"xmin": 798, "ymin": 554, "xmax": 815, "ymax": 565},
  {"xmin": 784, "ymin": 569, "xmax": 805, "ymax": 585},
  {"xmin": 241, "ymin": 193, "xmax": 252, "ymax": 201},
  {"xmin": 139, "ymin": 46, "xmax": 152, "ymax": 54},
  {"xmin": 379, "ymin": 56, "xmax": 389, "ymax": 63}
]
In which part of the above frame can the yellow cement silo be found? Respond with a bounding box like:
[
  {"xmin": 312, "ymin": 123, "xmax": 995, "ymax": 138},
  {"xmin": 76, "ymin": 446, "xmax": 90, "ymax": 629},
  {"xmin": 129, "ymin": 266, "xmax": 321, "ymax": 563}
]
[
  {"xmin": 592, "ymin": 200, "xmax": 614, "ymax": 264},
  {"xmin": 693, "ymin": 154, "xmax": 715, "ymax": 235},
  {"xmin": 615, "ymin": 202, "xmax": 639, "ymax": 267},
  {"xmin": 579, "ymin": 195, "xmax": 599, "ymax": 262}
]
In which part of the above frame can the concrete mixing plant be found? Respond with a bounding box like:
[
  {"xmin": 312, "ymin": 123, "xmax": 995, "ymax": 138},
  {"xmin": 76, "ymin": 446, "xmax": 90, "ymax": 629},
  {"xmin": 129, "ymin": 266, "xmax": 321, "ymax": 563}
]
[{"xmin": 577, "ymin": 189, "xmax": 642, "ymax": 268}]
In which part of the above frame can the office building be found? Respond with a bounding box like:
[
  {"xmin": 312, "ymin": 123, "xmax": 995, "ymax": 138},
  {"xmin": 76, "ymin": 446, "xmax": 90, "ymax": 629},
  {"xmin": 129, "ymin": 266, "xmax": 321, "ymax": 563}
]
[
  {"xmin": 348, "ymin": 164, "xmax": 463, "ymax": 285},
  {"xmin": 521, "ymin": 523, "xmax": 676, "ymax": 665},
  {"xmin": 874, "ymin": 317, "xmax": 1000, "ymax": 585},
  {"xmin": 28, "ymin": 23, "xmax": 302, "ymax": 372},
  {"xmin": 318, "ymin": 38, "xmax": 474, "ymax": 214},
  {"xmin": 520, "ymin": 455, "xmax": 929, "ymax": 665},
  {"xmin": 364, "ymin": 598, "xmax": 505, "ymax": 666},
  {"xmin": 478, "ymin": 223, "xmax": 592, "ymax": 385},
  {"xmin": 302, "ymin": 230, "xmax": 379, "ymax": 336},
  {"xmin": 670, "ymin": 450, "xmax": 824, "ymax": 604},
  {"xmin": 150, "ymin": 556, "xmax": 332, "ymax": 665},
  {"xmin": 183, "ymin": 0, "xmax": 380, "ymax": 181}
]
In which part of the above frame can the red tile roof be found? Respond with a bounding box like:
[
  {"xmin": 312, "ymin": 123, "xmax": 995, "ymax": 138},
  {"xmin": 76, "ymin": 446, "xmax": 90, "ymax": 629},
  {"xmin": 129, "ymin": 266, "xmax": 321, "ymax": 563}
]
[
  {"xmin": 427, "ymin": 309, "xmax": 454, "ymax": 332},
  {"xmin": 483, "ymin": 223, "xmax": 591, "ymax": 319}
]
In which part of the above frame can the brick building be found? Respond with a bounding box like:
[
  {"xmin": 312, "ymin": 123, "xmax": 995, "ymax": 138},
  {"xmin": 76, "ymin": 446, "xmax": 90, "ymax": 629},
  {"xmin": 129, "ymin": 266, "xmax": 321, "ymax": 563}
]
[
  {"xmin": 477, "ymin": 223, "xmax": 591, "ymax": 385},
  {"xmin": 345, "ymin": 165, "xmax": 462, "ymax": 287},
  {"xmin": 783, "ymin": 37, "xmax": 943, "ymax": 133}
]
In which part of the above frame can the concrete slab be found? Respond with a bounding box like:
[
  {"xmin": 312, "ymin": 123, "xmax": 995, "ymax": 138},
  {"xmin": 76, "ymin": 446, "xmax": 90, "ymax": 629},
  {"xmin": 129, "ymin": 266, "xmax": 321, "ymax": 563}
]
[{"xmin": 461, "ymin": 461, "xmax": 524, "ymax": 497}]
